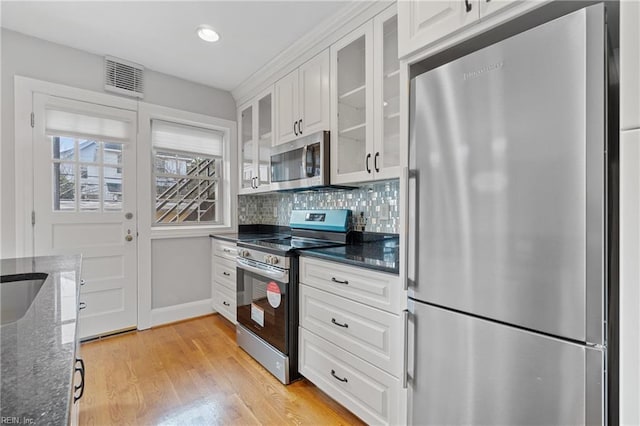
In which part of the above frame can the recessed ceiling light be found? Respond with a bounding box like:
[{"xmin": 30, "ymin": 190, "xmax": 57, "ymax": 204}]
[{"xmin": 197, "ymin": 25, "xmax": 220, "ymax": 43}]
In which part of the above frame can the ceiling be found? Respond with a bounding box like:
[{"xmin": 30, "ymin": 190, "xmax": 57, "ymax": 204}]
[{"xmin": 0, "ymin": 1, "xmax": 350, "ymax": 92}]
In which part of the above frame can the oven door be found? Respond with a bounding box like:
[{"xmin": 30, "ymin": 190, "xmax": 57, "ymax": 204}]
[{"xmin": 236, "ymin": 257, "xmax": 290, "ymax": 354}]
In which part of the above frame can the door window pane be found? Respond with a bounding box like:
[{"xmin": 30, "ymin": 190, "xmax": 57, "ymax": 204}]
[
  {"xmin": 104, "ymin": 167, "xmax": 123, "ymax": 211},
  {"xmin": 53, "ymin": 162, "xmax": 75, "ymax": 211},
  {"xmin": 52, "ymin": 137, "xmax": 75, "ymax": 160},
  {"xmin": 78, "ymin": 140, "xmax": 100, "ymax": 163},
  {"xmin": 103, "ymin": 143, "xmax": 123, "ymax": 165},
  {"xmin": 80, "ymin": 165, "xmax": 100, "ymax": 211}
]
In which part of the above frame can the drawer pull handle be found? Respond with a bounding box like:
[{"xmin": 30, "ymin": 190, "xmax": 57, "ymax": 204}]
[
  {"xmin": 223, "ymin": 272, "xmax": 231, "ymax": 276},
  {"xmin": 74, "ymin": 358, "xmax": 85, "ymax": 403},
  {"xmin": 223, "ymin": 301, "xmax": 230, "ymax": 307},
  {"xmin": 331, "ymin": 369, "xmax": 348, "ymax": 383},
  {"xmin": 331, "ymin": 277, "xmax": 349, "ymax": 285},
  {"xmin": 331, "ymin": 318, "xmax": 349, "ymax": 328}
]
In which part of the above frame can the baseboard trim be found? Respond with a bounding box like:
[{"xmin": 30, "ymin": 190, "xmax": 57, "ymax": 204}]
[{"xmin": 151, "ymin": 299, "xmax": 215, "ymax": 327}]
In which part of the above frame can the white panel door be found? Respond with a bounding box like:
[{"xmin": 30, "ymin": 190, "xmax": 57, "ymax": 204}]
[
  {"xmin": 274, "ymin": 69, "xmax": 299, "ymax": 145},
  {"xmin": 32, "ymin": 93, "xmax": 137, "ymax": 339},
  {"xmin": 299, "ymin": 49, "xmax": 330, "ymax": 136}
]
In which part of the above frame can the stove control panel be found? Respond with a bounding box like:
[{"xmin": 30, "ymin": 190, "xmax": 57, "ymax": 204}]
[{"xmin": 236, "ymin": 246, "xmax": 290, "ymax": 269}]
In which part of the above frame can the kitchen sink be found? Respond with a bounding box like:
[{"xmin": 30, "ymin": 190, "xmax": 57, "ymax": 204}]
[{"xmin": 1, "ymin": 273, "xmax": 48, "ymax": 325}]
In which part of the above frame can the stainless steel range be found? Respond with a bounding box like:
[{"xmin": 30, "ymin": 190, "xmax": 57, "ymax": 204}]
[{"xmin": 235, "ymin": 209, "xmax": 352, "ymax": 384}]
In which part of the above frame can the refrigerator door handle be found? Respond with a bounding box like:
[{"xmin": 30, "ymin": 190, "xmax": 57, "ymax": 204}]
[{"xmin": 403, "ymin": 309, "xmax": 409, "ymax": 389}]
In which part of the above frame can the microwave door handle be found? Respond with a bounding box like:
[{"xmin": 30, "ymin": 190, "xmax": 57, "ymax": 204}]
[{"xmin": 302, "ymin": 144, "xmax": 309, "ymax": 177}]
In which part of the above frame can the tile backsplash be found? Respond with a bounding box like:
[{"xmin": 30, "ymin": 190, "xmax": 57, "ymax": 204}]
[{"xmin": 238, "ymin": 180, "xmax": 400, "ymax": 233}]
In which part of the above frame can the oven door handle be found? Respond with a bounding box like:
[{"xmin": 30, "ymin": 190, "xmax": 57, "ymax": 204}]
[{"xmin": 236, "ymin": 258, "xmax": 288, "ymax": 281}]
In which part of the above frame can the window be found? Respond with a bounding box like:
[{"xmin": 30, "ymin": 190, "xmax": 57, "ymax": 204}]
[{"xmin": 152, "ymin": 120, "xmax": 224, "ymax": 225}]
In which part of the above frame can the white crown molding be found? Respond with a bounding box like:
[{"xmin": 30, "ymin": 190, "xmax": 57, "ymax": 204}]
[{"xmin": 231, "ymin": 0, "xmax": 393, "ymax": 106}]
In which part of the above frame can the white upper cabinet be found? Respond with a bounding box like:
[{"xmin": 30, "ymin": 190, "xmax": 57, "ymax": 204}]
[
  {"xmin": 331, "ymin": 21, "xmax": 374, "ymax": 183},
  {"xmin": 274, "ymin": 49, "xmax": 330, "ymax": 145},
  {"xmin": 331, "ymin": 4, "xmax": 403, "ymax": 184},
  {"xmin": 479, "ymin": 0, "xmax": 517, "ymax": 17},
  {"xmin": 239, "ymin": 102, "xmax": 255, "ymax": 192},
  {"xmin": 299, "ymin": 51, "xmax": 331, "ymax": 136},
  {"xmin": 398, "ymin": 0, "xmax": 520, "ymax": 59},
  {"xmin": 238, "ymin": 88, "xmax": 273, "ymax": 194},
  {"xmin": 398, "ymin": 0, "xmax": 479, "ymax": 58},
  {"xmin": 373, "ymin": 6, "xmax": 403, "ymax": 180},
  {"xmin": 274, "ymin": 70, "xmax": 298, "ymax": 144}
]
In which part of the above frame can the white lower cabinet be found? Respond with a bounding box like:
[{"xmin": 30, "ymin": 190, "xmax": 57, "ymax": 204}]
[
  {"xmin": 299, "ymin": 328, "xmax": 400, "ymax": 425},
  {"xmin": 299, "ymin": 256, "xmax": 403, "ymax": 425},
  {"xmin": 300, "ymin": 255, "xmax": 401, "ymax": 313},
  {"xmin": 211, "ymin": 239, "xmax": 237, "ymax": 324},
  {"xmin": 299, "ymin": 284, "xmax": 403, "ymax": 376}
]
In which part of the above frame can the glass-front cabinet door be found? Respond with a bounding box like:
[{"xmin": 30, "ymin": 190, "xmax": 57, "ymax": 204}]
[
  {"xmin": 330, "ymin": 21, "xmax": 374, "ymax": 184},
  {"xmin": 330, "ymin": 5, "xmax": 403, "ymax": 185},
  {"xmin": 257, "ymin": 92, "xmax": 272, "ymax": 188},
  {"xmin": 238, "ymin": 88, "xmax": 273, "ymax": 194},
  {"xmin": 374, "ymin": 6, "xmax": 402, "ymax": 179},
  {"xmin": 239, "ymin": 103, "xmax": 254, "ymax": 191}
]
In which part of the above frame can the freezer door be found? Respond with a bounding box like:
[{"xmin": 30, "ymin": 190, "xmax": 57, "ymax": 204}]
[
  {"xmin": 408, "ymin": 5, "xmax": 605, "ymax": 344},
  {"xmin": 408, "ymin": 300, "xmax": 605, "ymax": 426}
]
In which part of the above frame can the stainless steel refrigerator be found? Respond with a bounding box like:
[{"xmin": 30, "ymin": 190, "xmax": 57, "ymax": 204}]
[{"xmin": 408, "ymin": 4, "xmax": 609, "ymax": 425}]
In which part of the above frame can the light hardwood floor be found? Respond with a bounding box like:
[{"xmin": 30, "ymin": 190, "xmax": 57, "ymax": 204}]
[{"xmin": 78, "ymin": 314, "xmax": 365, "ymax": 425}]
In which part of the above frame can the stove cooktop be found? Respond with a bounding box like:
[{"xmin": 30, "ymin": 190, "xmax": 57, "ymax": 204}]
[{"xmin": 239, "ymin": 236, "xmax": 346, "ymax": 254}]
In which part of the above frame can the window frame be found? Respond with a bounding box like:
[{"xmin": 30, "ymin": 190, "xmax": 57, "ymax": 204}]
[{"xmin": 138, "ymin": 103, "xmax": 237, "ymax": 240}]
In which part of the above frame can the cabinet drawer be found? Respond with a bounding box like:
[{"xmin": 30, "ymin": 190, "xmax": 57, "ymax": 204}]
[
  {"xmin": 300, "ymin": 284, "xmax": 402, "ymax": 376},
  {"xmin": 300, "ymin": 257, "xmax": 400, "ymax": 313},
  {"xmin": 299, "ymin": 327, "xmax": 400, "ymax": 425},
  {"xmin": 213, "ymin": 240, "xmax": 237, "ymax": 261},
  {"xmin": 213, "ymin": 258, "xmax": 236, "ymax": 290},
  {"xmin": 214, "ymin": 283, "xmax": 236, "ymax": 324}
]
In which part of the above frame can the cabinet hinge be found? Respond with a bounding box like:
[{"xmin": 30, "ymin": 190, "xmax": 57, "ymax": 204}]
[
  {"xmin": 30, "ymin": 112, "xmax": 35, "ymax": 128},
  {"xmin": 31, "ymin": 211, "xmax": 36, "ymax": 226}
]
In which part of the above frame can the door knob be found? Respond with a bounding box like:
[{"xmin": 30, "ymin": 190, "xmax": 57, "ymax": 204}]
[{"xmin": 125, "ymin": 229, "xmax": 133, "ymax": 242}]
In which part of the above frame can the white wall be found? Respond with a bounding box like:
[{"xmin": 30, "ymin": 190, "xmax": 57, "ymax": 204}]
[
  {"xmin": 1, "ymin": 28, "xmax": 236, "ymax": 256},
  {"xmin": 1, "ymin": 29, "xmax": 237, "ymax": 326}
]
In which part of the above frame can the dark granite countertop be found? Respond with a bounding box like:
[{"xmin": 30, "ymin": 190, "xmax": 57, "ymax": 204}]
[
  {"xmin": 1, "ymin": 255, "xmax": 82, "ymax": 425},
  {"xmin": 301, "ymin": 237, "xmax": 400, "ymax": 275}
]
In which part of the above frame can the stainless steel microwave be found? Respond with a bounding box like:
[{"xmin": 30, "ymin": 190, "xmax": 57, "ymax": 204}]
[{"xmin": 270, "ymin": 131, "xmax": 330, "ymax": 191}]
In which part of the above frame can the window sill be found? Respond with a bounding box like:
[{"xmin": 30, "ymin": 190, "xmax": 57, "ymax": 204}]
[{"xmin": 150, "ymin": 224, "xmax": 233, "ymax": 240}]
